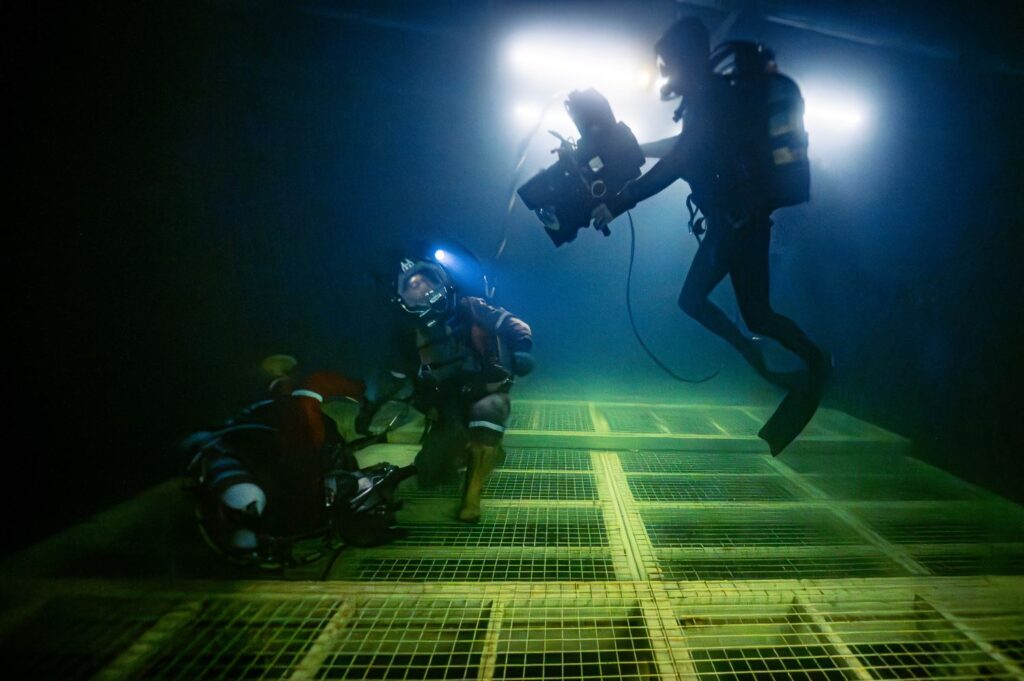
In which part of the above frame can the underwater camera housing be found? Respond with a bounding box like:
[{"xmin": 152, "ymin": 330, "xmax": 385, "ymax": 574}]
[{"xmin": 517, "ymin": 89, "xmax": 645, "ymax": 247}]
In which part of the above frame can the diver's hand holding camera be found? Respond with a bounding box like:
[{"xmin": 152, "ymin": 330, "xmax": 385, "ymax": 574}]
[
  {"xmin": 517, "ymin": 89, "xmax": 645, "ymax": 246},
  {"xmin": 590, "ymin": 203, "xmax": 614, "ymax": 233}
]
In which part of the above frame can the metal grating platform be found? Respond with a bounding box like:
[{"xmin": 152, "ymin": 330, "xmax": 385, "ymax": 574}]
[{"xmin": 2, "ymin": 398, "xmax": 1023, "ymax": 679}]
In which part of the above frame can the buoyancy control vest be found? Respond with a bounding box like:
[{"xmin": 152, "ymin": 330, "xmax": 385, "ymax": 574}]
[{"xmin": 709, "ymin": 41, "xmax": 810, "ymax": 212}]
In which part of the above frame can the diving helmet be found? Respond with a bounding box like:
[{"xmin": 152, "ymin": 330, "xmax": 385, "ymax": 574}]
[{"xmin": 394, "ymin": 258, "xmax": 455, "ymax": 322}]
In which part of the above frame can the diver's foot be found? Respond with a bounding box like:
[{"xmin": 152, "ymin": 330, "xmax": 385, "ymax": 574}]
[
  {"xmin": 741, "ymin": 337, "xmax": 799, "ymax": 390},
  {"xmin": 457, "ymin": 503, "xmax": 481, "ymax": 523},
  {"xmin": 758, "ymin": 387, "xmax": 823, "ymax": 456}
]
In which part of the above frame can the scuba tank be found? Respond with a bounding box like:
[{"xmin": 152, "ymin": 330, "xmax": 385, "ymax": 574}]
[{"xmin": 709, "ymin": 41, "xmax": 810, "ymax": 211}]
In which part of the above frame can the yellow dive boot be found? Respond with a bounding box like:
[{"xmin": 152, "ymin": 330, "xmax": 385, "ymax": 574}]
[{"xmin": 458, "ymin": 443, "xmax": 505, "ymax": 523}]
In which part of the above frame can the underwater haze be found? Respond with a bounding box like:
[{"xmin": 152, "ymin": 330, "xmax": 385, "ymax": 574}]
[{"xmin": 6, "ymin": 0, "xmax": 1024, "ymax": 552}]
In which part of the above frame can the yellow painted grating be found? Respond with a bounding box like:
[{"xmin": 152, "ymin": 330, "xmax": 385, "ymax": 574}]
[
  {"xmin": 649, "ymin": 408, "xmax": 735, "ymax": 435},
  {"xmin": 397, "ymin": 472, "xmax": 598, "ymax": 501},
  {"xmin": 315, "ymin": 597, "xmax": 489, "ymax": 679},
  {"xmin": 484, "ymin": 472, "xmax": 600, "ymax": 501},
  {"xmin": 781, "ymin": 451, "xmax": 928, "ymax": 476},
  {"xmin": 508, "ymin": 404, "xmax": 595, "ymax": 432},
  {"xmin": 851, "ymin": 504, "xmax": 1024, "ymax": 545},
  {"xmin": 394, "ymin": 507, "xmax": 609, "ymax": 548},
  {"xmin": 599, "ymin": 407, "xmax": 668, "ymax": 434},
  {"xmin": 494, "ymin": 596, "xmax": 664, "ymax": 680},
  {"xmin": 2, "ymin": 596, "xmax": 178, "ymax": 680},
  {"xmin": 5, "ymin": 402, "xmax": 1024, "ymax": 679},
  {"xmin": 909, "ymin": 547, "xmax": 1024, "ymax": 576},
  {"xmin": 804, "ymin": 474, "xmax": 979, "ymax": 501},
  {"xmin": 330, "ymin": 556, "xmax": 619, "ymax": 582},
  {"xmin": 134, "ymin": 597, "xmax": 339, "ymax": 680},
  {"xmin": 639, "ymin": 507, "xmax": 868, "ymax": 548},
  {"xmin": 653, "ymin": 551, "xmax": 911, "ymax": 580},
  {"xmin": 501, "ymin": 448, "xmax": 594, "ymax": 471},
  {"xmin": 626, "ymin": 474, "xmax": 801, "ymax": 502},
  {"xmin": 1, "ymin": 580, "xmax": 1022, "ymax": 680},
  {"xmin": 676, "ymin": 597, "xmax": 1022, "ymax": 680},
  {"xmin": 617, "ymin": 451, "xmax": 772, "ymax": 474}
]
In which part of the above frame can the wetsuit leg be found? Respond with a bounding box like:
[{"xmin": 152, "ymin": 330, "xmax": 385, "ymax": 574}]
[
  {"xmin": 728, "ymin": 215, "xmax": 831, "ymax": 455},
  {"xmin": 729, "ymin": 217, "xmax": 828, "ymax": 381},
  {"xmin": 679, "ymin": 218, "xmax": 782, "ymax": 383},
  {"xmin": 414, "ymin": 409, "xmax": 467, "ymax": 488}
]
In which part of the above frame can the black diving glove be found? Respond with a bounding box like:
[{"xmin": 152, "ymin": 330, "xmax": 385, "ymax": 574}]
[{"xmin": 512, "ymin": 351, "xmax": 535, "ymax": 377}]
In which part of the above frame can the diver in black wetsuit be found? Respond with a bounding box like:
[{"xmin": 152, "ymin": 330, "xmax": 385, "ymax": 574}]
[{"xmin": 592, "ymin": 18, "xmax": 831, "ymax": 454}]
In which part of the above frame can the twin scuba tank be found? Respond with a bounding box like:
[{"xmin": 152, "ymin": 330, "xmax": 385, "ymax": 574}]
[{"xmin": 708, "ymin": 41, "xmax": 810, "ymax": 211}]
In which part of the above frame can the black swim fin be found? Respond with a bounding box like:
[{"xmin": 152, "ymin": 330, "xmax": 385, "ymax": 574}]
[{"xmin": 758, "ymin": 388, "xmax": 822, "ymax": 456}]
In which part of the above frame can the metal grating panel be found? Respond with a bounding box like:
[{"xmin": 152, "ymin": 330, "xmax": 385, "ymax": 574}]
[
  {"xmin": 911, "ymin": 548, "xmax": 1024, "ymax": 576},
  {"xmin": 640, "ymin": 508, "xmax": 866, "ymax": 548},
  {"xmin": 395, "ymin": 507, "xmax": 609, "ymax": 548},
  {"xmin": 501, "ymin": 447, "xmax": 593, "ymax": 471},
  {"xmin": 852, "ymin": 505, "xmax": 1024, "ymax": 545},
  {"xmin": 651, "ymin": 408, "xmax": 725, "ymax": 435},
  {"xmin": 7, "ymin": 399, "xmax": 1024, "ymax": 679},
  {"xmin": 398, "ymin": 472, "xmax": 598, "ymax": 502},
  {"xmin": 496, "ymin": 601, "xmax": 661, "ymax": 680},
  {"xmin": 702, "ymin": 409, "xmax": 763, "ymax": 435},
  {"xmin": 333, "ymin": 557, "xmax": 618, "ymax": 582},
  {"xmin": 657, "ymin": 553, "xmax": 909, "ymax": 580},
  {"xmin": 316, "ymin": 597, "xmax": 488, "ymax": 679},
  {"xmin": 992, "ymin": 639, "xmax": 1024, "ymax": 663},
  {"xmin": 782, "ymin": 451, "xmax": 926, "ymax": 476},
  {"xmin": 136, "ymin": 597, "xmax": 339, "ymax": 680},
  {"xmin": 2, "ymin": 596, "xmax": 177, "ymax": 681},
  {"xmin": 690, "ymin": 646, "xmax": 847, "ymax": 679},
  {"xmin": 826, "ymin": 601, "xmax": 1019, "ymax": 679},
  {"xmin": 627, "ymin": 475, "xmax": 799, "ymax": 502},
  {"xmin": 601, "ymin": 407, "xmax": 664, "ymax": 433},
  {"xmin": 508, "ymin": 404, "xmax": 595, "ymax": 432},
  {"xmin": 677, "ymin": 599, "xmax": 1019, "ymax": 681},
  {"xmin": 1, "ymin": 579, "xmax": 1023, "ymax": 680},
  {"xmin": 618, "ymin": 451, "xmax": 771, "ymax": 474},
  {"xmin": 484, "ymin": 472, "xmax": 599, "ymax": 501},
  {"xmin": 805, "ymin": 474, "xmax": 978, "ymax": 501}
]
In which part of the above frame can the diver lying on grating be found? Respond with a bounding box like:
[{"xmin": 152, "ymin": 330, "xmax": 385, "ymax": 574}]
[{"xmin": 183, "ymin": 355, "xmax": 414, "ymax": 569}]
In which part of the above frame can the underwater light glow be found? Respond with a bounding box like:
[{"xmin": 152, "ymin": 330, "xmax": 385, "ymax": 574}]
[
  {"xmin": 798, "ymin": 85, "xmax": 874, "ymax": 158},
  {"xmin": 434, "ymin": 249, "xmax": 448, "ymax": 262},
  {"xmin": 801, "ymin": 88, "xmax": 872, "ymax": 138},
  {"xmin": 502, "ymin": 30, "xmax": 681, "ymax": 143},
  {"xmin": 506, "ymin": 39, "xmax": 641, "ymax": 91},
  {"xmin": 804, "ymin": 102, "xmax": 867, "ymax": 130}
]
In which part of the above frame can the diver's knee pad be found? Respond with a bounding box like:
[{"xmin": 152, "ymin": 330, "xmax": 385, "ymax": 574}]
[{"xmin": 467, "ymin": 392, "xmax": 510, "ymax": 446}]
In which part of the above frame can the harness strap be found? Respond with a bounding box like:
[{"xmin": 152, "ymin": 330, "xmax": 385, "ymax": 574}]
[{"xmin": 686, "ymin": 194, "xmax": 706, "ymax": 244}]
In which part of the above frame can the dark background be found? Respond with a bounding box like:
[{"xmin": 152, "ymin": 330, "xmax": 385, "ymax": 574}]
[{"xmin": 5, "ymin": 0, "xmax": 1024, "ymax": 553}]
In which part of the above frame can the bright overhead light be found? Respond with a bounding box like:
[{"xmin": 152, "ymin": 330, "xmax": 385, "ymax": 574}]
[
  {"xmin": 504, "ymin": 33, "xmax": 650, "ymax": 93},
  {"xmin": 804, "ymin": 103, "xmax": 866, "ymax": 129}
]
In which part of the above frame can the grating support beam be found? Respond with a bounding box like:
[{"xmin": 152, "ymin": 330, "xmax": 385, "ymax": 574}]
[
  {"xmin": 285, "ymin": 598, "xmax": 355, "ymax": 681},
  {"xmin": 796, "ymin": 596, "xmax": 876, "ymax": 681},
  {"xmin": 765, "ymin": 455, "xmax": 933, "ymax": 575},
  {"xmin": 91, "ymin": 600, "xmax": 203, "ymax": 681},
  {"xmin": 928, "ymin": 599, "xmax": 1024, "ymax": 679}
]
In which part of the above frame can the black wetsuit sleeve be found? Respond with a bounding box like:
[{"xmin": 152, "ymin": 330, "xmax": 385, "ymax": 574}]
[
  {"xmin": 605, "ymin": 136, "xmax": 689, "ymax": 216},
  {"xmin": 462, "ymin": 297, "xmax": 533, "ymax": 354}
]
